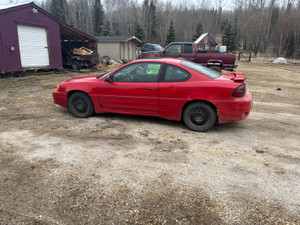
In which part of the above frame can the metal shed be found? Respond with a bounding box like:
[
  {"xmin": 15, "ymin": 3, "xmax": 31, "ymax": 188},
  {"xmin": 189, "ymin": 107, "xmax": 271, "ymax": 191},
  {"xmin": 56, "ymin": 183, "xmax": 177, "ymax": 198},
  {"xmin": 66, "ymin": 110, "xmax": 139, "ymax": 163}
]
[
  {"xmin": 0, "ymin": 2, "xmax": 98, "ymax": 74},
  {"xmin": 194, "ymin": 32, "xmax": 218, "ymax": 52},
  {"xmin": 95, "ymin": 36, "xmax": 142, "ymax": 61}
]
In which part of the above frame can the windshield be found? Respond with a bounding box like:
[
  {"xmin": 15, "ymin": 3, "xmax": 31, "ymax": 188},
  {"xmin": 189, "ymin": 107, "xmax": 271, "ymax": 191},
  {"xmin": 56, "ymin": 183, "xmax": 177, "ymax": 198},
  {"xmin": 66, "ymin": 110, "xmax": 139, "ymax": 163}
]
[
  {"xmin": 97, "ymin": 69, "xmax": 116, "ymax": 79},
  {"xmin": 180, "ymin": 61, "xmax": 221, "ymax": 79},
  {"xmin": 154, "ymin": 44, "xmax": 163, "ymax": 51}
]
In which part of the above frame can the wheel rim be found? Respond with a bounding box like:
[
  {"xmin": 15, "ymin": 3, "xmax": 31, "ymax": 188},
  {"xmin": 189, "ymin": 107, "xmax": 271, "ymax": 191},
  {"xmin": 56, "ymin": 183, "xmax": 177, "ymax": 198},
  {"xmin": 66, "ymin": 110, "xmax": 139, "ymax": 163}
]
[
  {"xmin": 72, "ymin": 62, "xmax": 79, "ymax": 70},
  {"xmin": 190, "ymin": 107, "xmax": 209, "ymax": 126},
  {"xmin": 74, "ymin": 97, "xmax": 88, "ymax": 113}
]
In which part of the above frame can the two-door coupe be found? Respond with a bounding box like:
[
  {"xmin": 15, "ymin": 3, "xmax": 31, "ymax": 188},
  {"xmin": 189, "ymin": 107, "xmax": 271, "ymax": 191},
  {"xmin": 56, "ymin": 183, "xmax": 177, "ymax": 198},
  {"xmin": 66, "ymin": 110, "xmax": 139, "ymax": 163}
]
[{"xmin": 53, "ymin": 58, "xmax": 253, "ymax": 131}]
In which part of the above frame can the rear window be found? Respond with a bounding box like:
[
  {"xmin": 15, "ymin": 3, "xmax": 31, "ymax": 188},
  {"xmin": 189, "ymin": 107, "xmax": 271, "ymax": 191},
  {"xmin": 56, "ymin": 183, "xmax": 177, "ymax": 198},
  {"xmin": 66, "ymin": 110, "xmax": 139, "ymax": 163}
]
[
  {"xmin": 180, "ymin": 61, "xmax": 221, "ymax": 79},
  {"xmin": 184, "ymin": 44, "xmax": 193, "ymax": 53}
]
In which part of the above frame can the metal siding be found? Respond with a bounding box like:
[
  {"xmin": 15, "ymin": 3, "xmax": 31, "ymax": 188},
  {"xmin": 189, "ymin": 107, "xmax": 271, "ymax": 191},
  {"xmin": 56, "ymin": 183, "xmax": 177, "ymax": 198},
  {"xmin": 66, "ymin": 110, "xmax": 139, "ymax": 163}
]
[
  {"xmin": 17, "ymin": 25, "xmax": 50, "ymax": 68},
  {"xmin": 0, "ymin": 31, "xmax": 3, "ymax": 73},
  {"xmin": 98, "ymin": 42, "xmax": 120, "ymax": 59},
  {"xmin": 0, "ymin": 3, "xmax": 62, "ymax": 73}
]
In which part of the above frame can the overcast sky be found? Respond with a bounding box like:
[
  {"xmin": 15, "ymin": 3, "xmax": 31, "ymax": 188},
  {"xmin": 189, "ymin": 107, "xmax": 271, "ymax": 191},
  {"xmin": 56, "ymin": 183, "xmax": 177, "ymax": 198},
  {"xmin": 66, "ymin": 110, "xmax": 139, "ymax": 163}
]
[{"xmin": 0, "ymin": 0, "xmax": 237, "ymax": 11}]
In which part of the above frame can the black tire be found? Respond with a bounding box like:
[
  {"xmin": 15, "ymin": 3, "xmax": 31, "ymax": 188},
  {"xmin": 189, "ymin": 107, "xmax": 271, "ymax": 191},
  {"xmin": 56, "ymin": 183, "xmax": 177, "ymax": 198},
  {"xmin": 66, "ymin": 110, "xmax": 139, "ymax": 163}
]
[
  {"xmin": 68, "ymin": 92, "xmax": 94, "ymax": 118},
  {"xmin": 102, "ymin": 56, "xmax": 110, "ymax": 61},
  {"xmin": 209, "ymin": 66, "xmax": 221, "ymax": 73},
  {"xmin": 72, "ymin": 60, "xmax": 81, "ymax": 71},
  {"xmin": 183, "ymin": 102, "xmax": 216, "ymax": 132}
]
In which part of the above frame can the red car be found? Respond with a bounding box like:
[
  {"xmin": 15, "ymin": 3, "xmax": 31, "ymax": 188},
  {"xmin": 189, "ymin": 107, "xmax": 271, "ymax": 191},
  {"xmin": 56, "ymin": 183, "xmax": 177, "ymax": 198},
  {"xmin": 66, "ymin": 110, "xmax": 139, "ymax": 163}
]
[{"xmin": 53, "ymin": 58, "xmax": 252, "ymax": 131}]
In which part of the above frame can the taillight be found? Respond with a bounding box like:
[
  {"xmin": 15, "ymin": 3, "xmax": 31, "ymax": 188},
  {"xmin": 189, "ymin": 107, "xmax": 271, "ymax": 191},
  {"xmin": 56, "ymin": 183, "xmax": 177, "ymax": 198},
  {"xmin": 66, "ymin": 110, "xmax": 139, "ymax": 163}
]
[{"xmin": 232, "ymin": 83, "xmax": 246, "ymax": 97}]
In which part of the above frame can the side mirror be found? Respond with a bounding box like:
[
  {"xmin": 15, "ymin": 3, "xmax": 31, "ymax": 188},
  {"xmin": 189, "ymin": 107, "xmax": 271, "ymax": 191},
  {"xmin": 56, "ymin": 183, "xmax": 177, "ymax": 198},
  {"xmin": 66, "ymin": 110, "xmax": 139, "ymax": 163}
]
[{"xmin": 105, "ymin": 74, "xmax": 114, "ymax": 82}]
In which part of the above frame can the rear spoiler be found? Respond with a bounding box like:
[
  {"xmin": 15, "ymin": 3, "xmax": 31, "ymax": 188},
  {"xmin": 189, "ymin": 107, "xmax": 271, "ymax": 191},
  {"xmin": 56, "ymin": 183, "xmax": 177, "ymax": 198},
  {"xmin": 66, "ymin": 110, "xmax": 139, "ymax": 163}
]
[{"xmin": 229, "ymin": 72, "xmax": 246, "ymax": 82}]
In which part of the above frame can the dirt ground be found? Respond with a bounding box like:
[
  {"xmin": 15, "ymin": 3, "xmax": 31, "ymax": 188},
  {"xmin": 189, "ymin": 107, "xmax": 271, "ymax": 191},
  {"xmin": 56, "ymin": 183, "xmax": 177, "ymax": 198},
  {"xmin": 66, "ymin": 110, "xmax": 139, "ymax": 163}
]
[{"xmin": 0, "ymin": 59, "xmax": 299, "ymax": 224}]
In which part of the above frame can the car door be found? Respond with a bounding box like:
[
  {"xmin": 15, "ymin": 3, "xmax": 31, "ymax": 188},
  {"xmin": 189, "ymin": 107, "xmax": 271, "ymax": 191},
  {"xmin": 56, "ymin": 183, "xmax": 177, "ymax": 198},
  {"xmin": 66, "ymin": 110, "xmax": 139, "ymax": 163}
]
[
  {"xmin": 158, "ymin": 64, "xmax": 191, "ymax": 120},
  {"xmin": 181, "ymin": 43, "xmax": 196, "ymax": 61},
  {"xmin": 162, "ymin": 43, "xmax": 182, "ymax": 58},
  {"xmin": 98, "ymin": 62, "xmax": 162, "ymax": 115}
]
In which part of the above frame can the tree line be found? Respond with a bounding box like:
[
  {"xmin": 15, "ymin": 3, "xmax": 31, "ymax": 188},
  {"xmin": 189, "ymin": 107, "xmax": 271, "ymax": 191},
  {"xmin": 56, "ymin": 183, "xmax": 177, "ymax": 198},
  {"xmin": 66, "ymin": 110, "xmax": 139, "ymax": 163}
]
[{"xmin": 40, "ymin": 0, "xmax": 300, "ymax": 58}]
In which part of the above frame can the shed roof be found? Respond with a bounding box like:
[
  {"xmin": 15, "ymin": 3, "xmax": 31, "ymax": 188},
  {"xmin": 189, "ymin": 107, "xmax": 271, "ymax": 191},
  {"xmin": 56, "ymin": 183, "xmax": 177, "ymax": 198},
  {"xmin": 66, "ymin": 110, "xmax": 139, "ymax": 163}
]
[
  {"xmin": 0, "ymin": 3, "xmax": 29, "ymax": 10},
  {"xmin": 95, "ymin": 36, "xmax": 142, "ymax": 44},
  {"xmin": 0, "ymin": 2, "xmax": 97, "ymax": 43},
  {"xmin": 194, "ymin": 32, "xmax": 218, "ymax": 45}
]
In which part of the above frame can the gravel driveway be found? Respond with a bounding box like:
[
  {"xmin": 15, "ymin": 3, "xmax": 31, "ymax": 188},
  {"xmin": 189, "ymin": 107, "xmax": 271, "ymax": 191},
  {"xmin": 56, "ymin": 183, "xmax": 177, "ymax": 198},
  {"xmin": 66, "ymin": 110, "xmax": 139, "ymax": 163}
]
[{"xmin": 0, "ymin": 60, "xmax": 299, "ymax": 224}]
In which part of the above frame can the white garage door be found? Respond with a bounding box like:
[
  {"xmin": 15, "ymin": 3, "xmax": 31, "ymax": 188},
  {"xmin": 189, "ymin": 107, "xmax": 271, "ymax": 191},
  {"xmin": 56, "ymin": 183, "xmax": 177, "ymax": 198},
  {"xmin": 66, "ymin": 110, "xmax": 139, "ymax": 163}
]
[{"xmin": 17, "ymin": 25, "xmax": 50, "ymax": 68}]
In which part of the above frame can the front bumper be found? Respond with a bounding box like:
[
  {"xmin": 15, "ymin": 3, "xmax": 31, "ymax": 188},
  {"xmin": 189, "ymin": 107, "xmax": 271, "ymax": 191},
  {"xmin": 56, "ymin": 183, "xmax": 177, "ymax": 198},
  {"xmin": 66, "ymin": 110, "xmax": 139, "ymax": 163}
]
[{"xmin": 53, "ymin": 90, "xmax": 68, "ymax": 108}]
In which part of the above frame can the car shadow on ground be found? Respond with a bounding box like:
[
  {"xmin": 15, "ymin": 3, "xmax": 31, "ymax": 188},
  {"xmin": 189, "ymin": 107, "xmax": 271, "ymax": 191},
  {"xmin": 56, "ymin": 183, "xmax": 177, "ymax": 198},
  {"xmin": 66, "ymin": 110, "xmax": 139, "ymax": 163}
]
[
  {"xmin": 93, "ymin": 113, "xmax": 243, "ymax": 133},
  {"xmin": 94, "ymin": 113, "xmax": 184, "ymax": 128},
  {"xmin": 56, "ymin": 106, "xmax": 244, "ymax": 133}
]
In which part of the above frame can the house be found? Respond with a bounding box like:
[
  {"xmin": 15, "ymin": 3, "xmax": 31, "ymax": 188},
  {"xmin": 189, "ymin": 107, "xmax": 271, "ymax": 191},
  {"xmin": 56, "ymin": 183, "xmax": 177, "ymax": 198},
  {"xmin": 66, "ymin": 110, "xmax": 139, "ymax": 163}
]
[
  {"xmin": 95, "ymin": 36, "xmax": 142, "ymax": 60},
  {"xmin": 0, "ymin": 2, "xmax": 97, "ymax": 74},
  {"xmin": 194, "ymin": 32, "xmax": 218, "ymax": 52}
]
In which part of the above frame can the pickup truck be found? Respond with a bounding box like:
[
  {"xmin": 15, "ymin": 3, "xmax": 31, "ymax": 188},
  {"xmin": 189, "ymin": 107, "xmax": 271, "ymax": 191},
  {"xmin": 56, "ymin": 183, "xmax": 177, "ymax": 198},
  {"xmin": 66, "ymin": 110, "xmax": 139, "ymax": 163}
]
[
  {"xmin": 139, "ymin": 43, "xmax": 163, "ymax": 53},
  {"xmin": 141, "ymin": 42, "xmax": 237, "ymax": 72}
]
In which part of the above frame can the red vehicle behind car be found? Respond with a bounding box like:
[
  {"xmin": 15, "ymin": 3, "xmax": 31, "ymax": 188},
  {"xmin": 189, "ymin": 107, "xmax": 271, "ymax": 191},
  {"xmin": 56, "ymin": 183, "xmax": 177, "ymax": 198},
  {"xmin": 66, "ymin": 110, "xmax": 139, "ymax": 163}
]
[
  {"xmin": 53, "ymin": 58, "xmax": 252, "ymax": 131},
  {"xmin": 141, "ymin": 42, "xmax": 237, "ymax": 72}
]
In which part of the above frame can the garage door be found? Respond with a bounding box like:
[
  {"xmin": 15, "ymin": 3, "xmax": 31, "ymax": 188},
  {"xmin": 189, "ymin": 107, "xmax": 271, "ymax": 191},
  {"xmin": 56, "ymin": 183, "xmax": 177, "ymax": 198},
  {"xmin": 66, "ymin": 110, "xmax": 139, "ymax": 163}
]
[{"xmin": 17, "ymin": 25, "xmax": 50, "ymax": 68}]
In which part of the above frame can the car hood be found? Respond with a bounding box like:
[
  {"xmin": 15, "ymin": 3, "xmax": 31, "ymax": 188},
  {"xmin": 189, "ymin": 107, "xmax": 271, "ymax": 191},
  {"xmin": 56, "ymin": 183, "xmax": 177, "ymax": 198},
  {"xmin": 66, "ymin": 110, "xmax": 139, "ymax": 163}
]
[{"xmin": 63, "ymin": 74, "xmax": 99, "ymax": 83}]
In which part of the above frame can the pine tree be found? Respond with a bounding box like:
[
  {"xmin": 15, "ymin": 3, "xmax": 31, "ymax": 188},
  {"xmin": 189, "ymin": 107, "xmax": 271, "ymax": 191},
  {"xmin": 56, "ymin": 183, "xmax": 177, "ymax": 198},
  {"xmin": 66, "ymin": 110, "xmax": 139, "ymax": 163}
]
[
  {"xmin": 142, "ymin": 0, "xmax": 150, "ymax": 41},
  {"xmin": 103, "ymin": 19, "xmax": 114, "ymax": 36},
  {"xmin": 50, "ymin": 0, "xmax": 67, "ymax": 23},
  {"xmin": 93, "ymin": 0, "xmax": 105, "ymax": 36},
  {"xmin": 222, "ymin": 21, "xmax": 238, "ymax": 53},
  {"xmin": 270, "ymin": 7, "xmax": 279, "ymax": 27},
  {"xmin": 142, "ymin": 0, "xmax": 156, "ymax": 42},
  {"xmin": 192, "ymin": 22, "xmax": 203, "ymax": 42},
  {"xmin": 134, "ymin": 22, "xmax": 144, "ymax": 41},
  {"xmin": 166, "ymin": 21, "xmax": 176, "ymax": 45},
  {"xmin": 149, "ymin": 0, "xmax": 156, "ymax": 39}
]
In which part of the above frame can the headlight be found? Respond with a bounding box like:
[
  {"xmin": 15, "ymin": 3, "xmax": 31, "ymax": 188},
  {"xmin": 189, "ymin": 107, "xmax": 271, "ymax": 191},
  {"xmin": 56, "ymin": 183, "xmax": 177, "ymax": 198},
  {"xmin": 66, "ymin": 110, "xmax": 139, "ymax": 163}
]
[{"xmin": 56, "ymin": 85, "xmax": 60, "ymax": 91}]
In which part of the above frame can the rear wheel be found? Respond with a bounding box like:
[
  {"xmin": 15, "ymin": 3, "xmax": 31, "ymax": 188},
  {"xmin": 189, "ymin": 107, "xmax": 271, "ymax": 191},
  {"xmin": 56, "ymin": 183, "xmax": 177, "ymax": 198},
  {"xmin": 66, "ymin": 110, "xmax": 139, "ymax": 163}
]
[
  {"xmin": 72, "ymin": 60, "xmax": 81, "ymax": 71},
  {"xmin": 209, "ymin": 66, "xmax": 221, "ymax": 73},
  {"xmin": 68, "ymin": 92, "xmax": 94, "ymax": 118},
  {"xmin": 183, "ymin": 102, "xmax": 216, "ymax": 132}
]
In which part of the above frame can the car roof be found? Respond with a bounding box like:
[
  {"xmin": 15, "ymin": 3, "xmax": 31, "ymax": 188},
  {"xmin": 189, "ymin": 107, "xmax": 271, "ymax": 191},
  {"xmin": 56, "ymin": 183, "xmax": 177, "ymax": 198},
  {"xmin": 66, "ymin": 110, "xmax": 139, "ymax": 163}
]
[{"xmin": 131, "ymin": 58, "xmax": 183, "ymax": 65}]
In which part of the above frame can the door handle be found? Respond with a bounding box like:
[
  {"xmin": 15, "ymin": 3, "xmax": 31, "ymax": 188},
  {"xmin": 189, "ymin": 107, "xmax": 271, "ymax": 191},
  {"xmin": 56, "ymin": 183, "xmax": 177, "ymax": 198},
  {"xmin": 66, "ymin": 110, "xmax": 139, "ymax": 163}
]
[{"xmin": 145, "ymin": 88, "xmax": 154, "ymax": 91}]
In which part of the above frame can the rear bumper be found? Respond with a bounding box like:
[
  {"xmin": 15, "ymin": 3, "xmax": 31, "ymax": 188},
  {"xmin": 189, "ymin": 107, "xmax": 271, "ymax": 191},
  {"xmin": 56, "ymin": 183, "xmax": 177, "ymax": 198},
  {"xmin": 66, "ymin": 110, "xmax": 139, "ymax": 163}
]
[
  {"xmin": 53, "ymin": 90, "xmax": 68, "ymax": 108},
  {"xmin": 223, "ymin": 64, "xmax": 238, "ymax": 71},
  {"xmin": 213, "ymin": 91, "xmax": 253, "ymax": 123}
]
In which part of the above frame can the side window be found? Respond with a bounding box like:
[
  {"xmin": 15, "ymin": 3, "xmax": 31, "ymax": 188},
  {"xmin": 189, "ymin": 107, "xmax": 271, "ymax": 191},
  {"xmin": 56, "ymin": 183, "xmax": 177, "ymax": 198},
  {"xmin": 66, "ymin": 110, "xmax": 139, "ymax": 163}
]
[
  {"xmin": 184, "ymin": 44, "xmax": 193, "ymax": 53},
  {"xmin": 112, "ymin": 62, "xmax": 162, "ymax": 82},
  {"xmin": 165, "ymin": 44, "xmax": 182, "ymax": 53},
  {"xmin": 163, "ymin": 65, "xmax": 191, "ymax": 82}
]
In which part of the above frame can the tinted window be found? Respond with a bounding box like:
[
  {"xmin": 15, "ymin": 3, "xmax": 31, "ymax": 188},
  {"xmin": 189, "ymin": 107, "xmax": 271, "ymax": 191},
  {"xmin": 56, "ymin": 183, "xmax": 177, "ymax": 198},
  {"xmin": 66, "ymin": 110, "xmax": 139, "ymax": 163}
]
[
  {"xmin": 180, "ymin": 61, "xmax": 221, "ymax": 79},
  {"xmin": 144, "ymin": 44, "xmax": 151, "ymax": 49},
  {"xmin": 163, "ymin": 65, "xmax": 191, "ymax": 82},
  {"xmin": 112, "ymin": 62, "xmax": 162, "ymax": 82},
  {"xmin": 184, "ymin": 44, "xmax": 193, "ymax": 53},
  {"xmin": 165, "ymin": 44, "xmax": 182, "ymax": 53}
]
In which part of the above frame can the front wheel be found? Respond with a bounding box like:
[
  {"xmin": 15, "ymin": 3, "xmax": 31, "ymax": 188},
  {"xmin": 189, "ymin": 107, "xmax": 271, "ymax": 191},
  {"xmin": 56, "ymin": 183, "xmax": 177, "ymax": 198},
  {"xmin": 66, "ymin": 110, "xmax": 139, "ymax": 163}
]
[
  {"xmin": 68, "ymin": 92, "xmax": 94, "ymax": 118},
  {"xmin": 183, "ymin": 102, "xmax": 216, "ymax": 132}
]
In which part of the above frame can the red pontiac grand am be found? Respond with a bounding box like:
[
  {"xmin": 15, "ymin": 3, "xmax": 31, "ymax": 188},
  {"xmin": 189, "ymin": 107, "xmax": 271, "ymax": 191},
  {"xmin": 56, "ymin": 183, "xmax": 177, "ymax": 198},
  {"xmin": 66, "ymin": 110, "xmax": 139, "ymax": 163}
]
[{"xmin": 53, "ymin": 58, "xmax": 253, "ymax": 132}]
